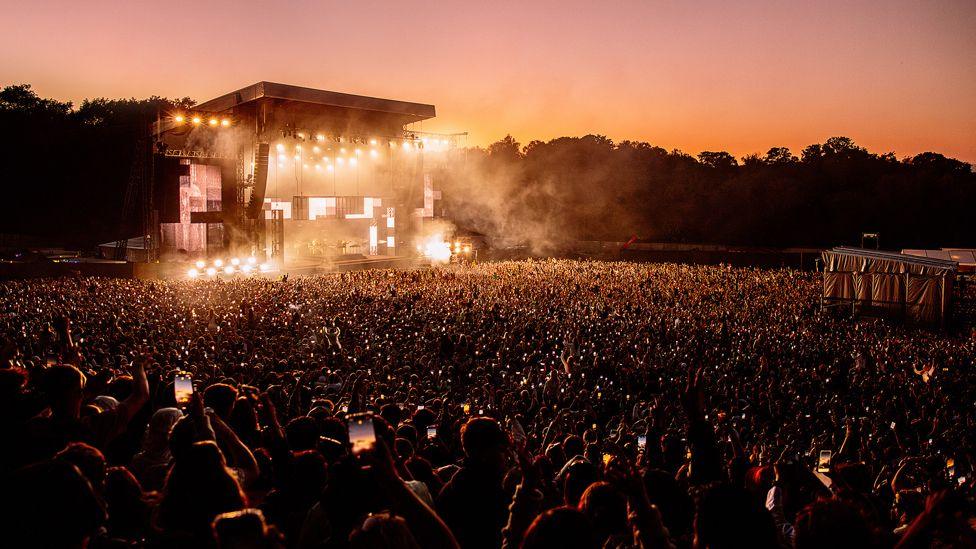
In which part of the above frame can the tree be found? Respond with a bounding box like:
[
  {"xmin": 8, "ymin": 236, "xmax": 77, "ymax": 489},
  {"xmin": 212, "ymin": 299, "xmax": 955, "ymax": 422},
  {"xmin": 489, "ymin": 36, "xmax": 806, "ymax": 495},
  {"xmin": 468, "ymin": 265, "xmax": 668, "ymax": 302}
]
[
  {"xmin": 763, "ymin": 147, "xmax": 797, "ymax": 165},
  {"xmin": 697, "ymin": 151, "xmax": 738, "ymax": 170}
]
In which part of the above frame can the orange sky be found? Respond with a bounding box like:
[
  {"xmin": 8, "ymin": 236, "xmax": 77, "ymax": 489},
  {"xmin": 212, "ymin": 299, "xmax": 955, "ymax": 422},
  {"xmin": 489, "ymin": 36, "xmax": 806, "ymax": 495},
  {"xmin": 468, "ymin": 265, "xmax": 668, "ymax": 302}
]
[{"xmin": 2, "ymin": 0, "xmax": 974, "ymax": 162}]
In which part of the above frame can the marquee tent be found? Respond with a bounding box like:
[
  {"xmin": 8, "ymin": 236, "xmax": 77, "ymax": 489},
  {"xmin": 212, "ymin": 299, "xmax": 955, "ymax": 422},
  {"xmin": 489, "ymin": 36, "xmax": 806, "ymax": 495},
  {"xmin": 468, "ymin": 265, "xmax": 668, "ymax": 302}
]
[{"xmin": 822, "ymin": 247, "xmax": 957, "ymax": 326}]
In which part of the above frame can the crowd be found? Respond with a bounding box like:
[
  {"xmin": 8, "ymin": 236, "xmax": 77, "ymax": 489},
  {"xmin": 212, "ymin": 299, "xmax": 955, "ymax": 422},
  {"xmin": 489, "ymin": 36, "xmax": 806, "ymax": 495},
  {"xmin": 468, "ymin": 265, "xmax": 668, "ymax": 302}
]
[{"xmin": 0, "ymin": 259, "xmax": 973, "ymax": 548}]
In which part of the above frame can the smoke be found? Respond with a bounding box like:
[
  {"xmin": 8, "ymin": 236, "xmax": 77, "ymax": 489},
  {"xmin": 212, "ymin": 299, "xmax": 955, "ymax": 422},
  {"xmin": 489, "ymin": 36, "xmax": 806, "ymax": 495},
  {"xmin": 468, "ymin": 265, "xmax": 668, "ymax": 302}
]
[{"xmin": 416, "ymin": 218, "xmax": 457, "ymax": 264}]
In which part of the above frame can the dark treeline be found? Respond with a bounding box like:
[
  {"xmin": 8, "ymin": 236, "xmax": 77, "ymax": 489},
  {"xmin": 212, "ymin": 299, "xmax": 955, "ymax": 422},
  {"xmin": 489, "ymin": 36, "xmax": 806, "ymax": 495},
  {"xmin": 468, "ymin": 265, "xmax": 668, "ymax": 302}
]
[
  {"xmin": 442, "ymin": 135, "xmax": 975, "ymax": 250},
  {"xmin": 2, "ymin": 84, "xmax": 973, "ymax": 250},
  {"xmin": 0, "ymin": 85, "xmax": 193, "ymax": 247}
]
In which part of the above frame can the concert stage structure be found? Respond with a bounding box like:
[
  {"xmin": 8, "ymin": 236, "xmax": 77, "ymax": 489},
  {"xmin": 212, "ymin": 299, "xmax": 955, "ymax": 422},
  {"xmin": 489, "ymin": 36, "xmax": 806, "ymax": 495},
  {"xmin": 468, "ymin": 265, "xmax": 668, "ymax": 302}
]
[{"xmin": 121, "ymin": 82, "xmax": 464, "ymax": 267}]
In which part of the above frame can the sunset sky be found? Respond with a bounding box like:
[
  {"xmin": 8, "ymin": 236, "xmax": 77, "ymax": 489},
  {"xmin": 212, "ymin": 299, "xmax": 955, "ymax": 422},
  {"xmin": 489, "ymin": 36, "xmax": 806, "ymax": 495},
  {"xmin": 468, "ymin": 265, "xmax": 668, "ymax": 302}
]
[{"xmin": 2, "ymin": 0, "xmax": 974, "ymax": 162}]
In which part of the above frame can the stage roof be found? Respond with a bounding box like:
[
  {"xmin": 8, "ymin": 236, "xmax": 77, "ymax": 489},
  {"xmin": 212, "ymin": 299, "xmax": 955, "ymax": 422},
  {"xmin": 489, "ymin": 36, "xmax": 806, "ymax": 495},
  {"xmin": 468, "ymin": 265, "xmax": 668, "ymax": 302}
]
[{"xmin": 194, "ymin": 81, "xmax": 436, "ymax": 121}]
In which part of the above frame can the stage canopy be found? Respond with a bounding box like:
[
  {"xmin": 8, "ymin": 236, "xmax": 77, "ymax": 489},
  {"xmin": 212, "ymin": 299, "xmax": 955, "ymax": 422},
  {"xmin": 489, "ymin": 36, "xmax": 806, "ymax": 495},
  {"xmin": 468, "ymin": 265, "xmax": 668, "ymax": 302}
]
[{"xmin": 822, "ymin": 247, "xmax": 957, "ymax": 326}]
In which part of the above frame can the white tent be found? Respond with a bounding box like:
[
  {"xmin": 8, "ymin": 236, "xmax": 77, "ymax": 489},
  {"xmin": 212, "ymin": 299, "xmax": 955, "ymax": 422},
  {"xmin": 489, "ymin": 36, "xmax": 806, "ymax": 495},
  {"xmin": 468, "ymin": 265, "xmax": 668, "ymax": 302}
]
[{"xmin": 822, "ymin": 247, "xmax": 957, "ymax": 326}]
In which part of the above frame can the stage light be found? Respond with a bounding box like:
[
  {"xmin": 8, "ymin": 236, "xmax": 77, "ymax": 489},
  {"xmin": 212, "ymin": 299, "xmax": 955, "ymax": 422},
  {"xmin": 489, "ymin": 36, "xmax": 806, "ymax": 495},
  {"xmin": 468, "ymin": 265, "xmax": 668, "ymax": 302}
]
[
  {"xmin": 206, "ymin": 267, "xmax": 217, "ymax": 276},
  {"xmin": 208, "ymin": 118, "xmax": 218, "ymax": 126},
  {"xmin": 296, "ymin": 132, "xmax": 305, "ymax": 140},
  {"xmin": 340, "ymin": 147, "xmax": 347, "ymax": 154},
  {"xmin": 241, "ymin": 264, "xmax": 253, "ymax": 273},
  {"xmin": 224, "ymin": 265, "xmax": 235, "ymax": 275},
  {"xmin": 349, "ymin": 158, "xmax": 358, "ymax": 166},
  {"xmin": 355, "ymin": 148, "xmax": 361, "ymax": 156},
  {"xmin": 174, "ymin": 115, "xmax": 185, "ymax": 123},
  {"xmin": 247, "ymin": 256, "xmax": 257, "ymax": 264},
  {"xmin": 336, "ymin": 157, "xmax": 344, "ymax": 165},
  {"xmin": 370, "ymin": 149, "xmax": 378, "ymax": 158},
  {"xmin": 195, "ymin": 260, "xmax": 205, "ymax": 269},
  {"xmin": 220, "ymin": 118, "xmax": 230, "ymax": 127},
  {"xmin": 463, "ymin": 245, "xmax": 472, "ymax": 253},
  {"xmin": 276, "ymin": 143, "xmax": 284, "ymax": 152},
  {"xmin": 316, "ymin": 134, "xmax": 325, "ymax": 142},
  {"xmin": 315, "ymin": 164, "xmax": 321, "ymax": 171},
  {"xmin": 313, "ymin": 146, "xmax": 320, "ymax": 153},
  {"xmin": 402, "ymin": 141, "xmax": 411, "ymax": 151},
  {"xmin": 327, "ymin": 165, "xmax": 334, "ymax": 172},
  {"xmin": 369, "ymin": 138, "xmax": 377, "ymax": 146},
  {"xmin": 187, "ymin": 268, "xmax": 199, "ymax": 278},
  {"xmin": 259, "ymin": 263, "xmax": 272, "ymax": 272},
  {"xmin": 303, "ymin": 163, "xmax": 308, "ymax": 169},
  {"xmin": 230, "ymin": 257, "xmax": 240, "ymax": 266},
  {"xmin": 293, "ymin": 154, "xmax": 300, "ymax": 161},
  {"xmin": 192, "ymin": 116, "xmax": 202, "ymax": 125},
  {"xmin": 295, "ymin": 144, "xmax": 302, "ymax": 151},
  {"xmin": 213, "ymin": 258, "xmax": 224, "ymax": 267}
]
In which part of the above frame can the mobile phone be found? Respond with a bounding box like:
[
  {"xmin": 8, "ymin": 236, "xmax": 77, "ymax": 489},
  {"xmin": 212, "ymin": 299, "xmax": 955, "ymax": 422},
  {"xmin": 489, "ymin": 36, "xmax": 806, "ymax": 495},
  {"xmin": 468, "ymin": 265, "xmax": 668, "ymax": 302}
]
[
  {"xmin": 348, "ymin": 413, "xmax": 376, "ymax": 456},
  {"xmin": 174, "ymin": 373, "xmax": 193, "ymax": 408},
  {"xmin": 417, "ymin": 405, "xmax": 425, "ymax": 410},
  {"xmin": 427, "ymin": 426, "xmax": 437, "ymax": 439},
  {"xmin": 817, "ymin": 450, "xmax": 832, "ymax": 473},
  {"xmin": 637, "ymin": 435, "xmax": 647, "ymax": 449},
  {"xmin": 478, "ymin": 409, "xmax": 484, "ymax": 416}
]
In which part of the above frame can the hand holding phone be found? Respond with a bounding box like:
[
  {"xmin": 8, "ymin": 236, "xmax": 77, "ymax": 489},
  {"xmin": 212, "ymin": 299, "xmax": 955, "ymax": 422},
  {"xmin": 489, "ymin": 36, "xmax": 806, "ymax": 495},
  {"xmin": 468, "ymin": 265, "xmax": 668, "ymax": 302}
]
[
  {"xmin": 348, "ymin": 413, "xmax": 377, "ymax": 456},
  {"xmin": 817, "ymin": 450, "xmax": 832, "ymax": 473},
  {"xmin": 427, "ymin": 426, "xmax": 437, "ymax": 439},
  {"xmin": 174, "ymin": 373, "xmax": 193, "ymax": 408}
]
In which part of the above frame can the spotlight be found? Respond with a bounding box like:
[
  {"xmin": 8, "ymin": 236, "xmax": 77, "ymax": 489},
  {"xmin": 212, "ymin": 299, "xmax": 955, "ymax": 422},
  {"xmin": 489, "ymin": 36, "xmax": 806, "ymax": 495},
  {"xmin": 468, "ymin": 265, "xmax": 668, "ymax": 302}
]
[
  {"xmin": 401, "ymin": 142, "xmax": 411, "ymax": 150},
  {"xmin": 220, "ymin": 118, "xmax": 230, "ymax": 127},
  {"xmin": 316, "ymin": 134, "xmax": 325, "ymax": 142},
  {"xmin": 241, "ymin": 264, "xmax": 253, "ymax": 273},
  {"xmin": 259, "ymin": 263, "xmax": 272, "ymax": 272},
  {"xmin": 327, "ymin": 165, "xmax": 334, "ymax": 172},
  {"xmin": 340, "ymin": 147, "xmax": 347, "ymax": 154},
  {"xmin": 208, "ymin": 118, "xmax": 218, "ymax": 126},
  {"xmin": 276, "ymin": 143, "xmax": 284, "ymax": 152},
  {"xmin": 355, "ymin": 149, "xmax": 361, "ymax": 156},
  {"xmin": 195, "ymin": 260, "xmax": 205, "ymax": 269},
  {"xmin": 192, "ymin": 116, "xmax": 202, "ymax": 125},
  {"xmin": 313, "ymin": 146, "xmax": 320, "ymax": 153},
  {"xmin": 230, "ymin": 257, "xmax": 240, "ymax": 266},
  {"xmin": 370, "ymin": 149, "xmax": 378, "ymax": 158},
  {"xmin": 187, "ymin": 268, "xmax": 199, "ymax": 278},
  {"xmin": 224, "ymin": 265, "xmax": 235, "ymax": 275},
  {"xmin": 206, "ymin": 267, "xmax": 217, "ymax": 276},
  {"xmin": 247, "ymin": 257, "xmax": 257, "ymax": 264},
  {"xmin": 369, "ymin": 139, "xmax": 377, "ymax": 146},
  {"xmin": 295, "ymin": 145, "xmax": 302, "ymax": 151},
  {"xmin": 349, "ymin": 158, "xmax": 358, "ymax": 166},
  {"xmin": 174, "ymin": 114, "xmax": 185, "ymax": 123},
  {"xmin": 296, "ymin": 132, "xmax": 305, "ymax": 139},
  {"xmin": 213, "ymin": 258, "xmax": 224, "ymax": 267}
]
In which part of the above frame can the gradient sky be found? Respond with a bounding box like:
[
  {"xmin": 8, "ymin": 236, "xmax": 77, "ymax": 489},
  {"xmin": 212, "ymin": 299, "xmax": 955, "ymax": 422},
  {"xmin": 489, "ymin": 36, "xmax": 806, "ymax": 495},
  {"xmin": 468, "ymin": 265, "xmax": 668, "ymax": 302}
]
[{"xmin": 2, "ymin": 0, "xmax": 975, "ymax": 162}]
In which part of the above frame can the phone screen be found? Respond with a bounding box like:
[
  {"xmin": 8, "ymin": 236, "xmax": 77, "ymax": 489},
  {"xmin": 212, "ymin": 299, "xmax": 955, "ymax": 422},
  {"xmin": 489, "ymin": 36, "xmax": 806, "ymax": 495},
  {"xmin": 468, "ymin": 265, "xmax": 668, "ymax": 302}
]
[
  {"xmin": 348, "ymin": 413, "xmax": 376, "ymax": 455},
  {"xmin": 174, "ymin": 373, "xmax": 193, "ymax": 407},
  {"xmin": 637, "ymin": 434, "xmax": 647, "ymax": 449},
  {"xmin": 817, "ymin": 450, "xmax": 832, "ymax": 473},
  {"xmin": 427, "ymin": 426, "xmax": 437, "ymax": 439}
]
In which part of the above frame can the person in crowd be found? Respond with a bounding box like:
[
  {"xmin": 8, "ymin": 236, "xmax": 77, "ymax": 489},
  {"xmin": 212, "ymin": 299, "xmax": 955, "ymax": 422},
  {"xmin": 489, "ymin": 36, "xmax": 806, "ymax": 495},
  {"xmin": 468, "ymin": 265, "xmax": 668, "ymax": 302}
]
[{"xmin": 0, "ymin": 260, "xmax": 972, "ymax": 548}]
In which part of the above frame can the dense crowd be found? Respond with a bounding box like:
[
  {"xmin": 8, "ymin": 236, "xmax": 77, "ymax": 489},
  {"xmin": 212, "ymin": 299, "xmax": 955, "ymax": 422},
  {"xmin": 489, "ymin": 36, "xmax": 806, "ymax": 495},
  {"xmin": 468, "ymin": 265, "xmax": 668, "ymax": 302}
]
[{"xmin": 0, "ymin": 260, "xmax": 974, "ymax": 549}]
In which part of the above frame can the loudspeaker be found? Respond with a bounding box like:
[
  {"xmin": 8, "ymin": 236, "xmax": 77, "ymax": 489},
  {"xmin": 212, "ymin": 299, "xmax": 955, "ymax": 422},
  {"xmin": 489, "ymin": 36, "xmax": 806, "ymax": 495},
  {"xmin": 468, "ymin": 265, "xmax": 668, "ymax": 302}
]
[
  {"xmin": 248, "ymin": 143, "xmax": 270, "ymax": 219},
  {"xmin": 154, "ymin": 156, "xmax": 189, "ymax": 223}
]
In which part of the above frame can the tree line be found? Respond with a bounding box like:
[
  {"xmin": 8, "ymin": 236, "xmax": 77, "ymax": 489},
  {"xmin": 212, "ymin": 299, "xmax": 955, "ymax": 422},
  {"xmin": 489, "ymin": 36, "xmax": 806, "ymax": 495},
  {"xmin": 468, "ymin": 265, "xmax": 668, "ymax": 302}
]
[{"xmin": 2, "ymin": 84, "xmax": 973, "ymax": 250}]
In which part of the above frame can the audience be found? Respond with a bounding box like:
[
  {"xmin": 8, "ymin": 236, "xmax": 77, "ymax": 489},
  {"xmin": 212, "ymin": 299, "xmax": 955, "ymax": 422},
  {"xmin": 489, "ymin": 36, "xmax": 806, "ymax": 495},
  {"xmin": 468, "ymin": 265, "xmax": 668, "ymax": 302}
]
[{"xmin": 0, "ymin": 260, "xmax": 973, "ymax": 548}]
